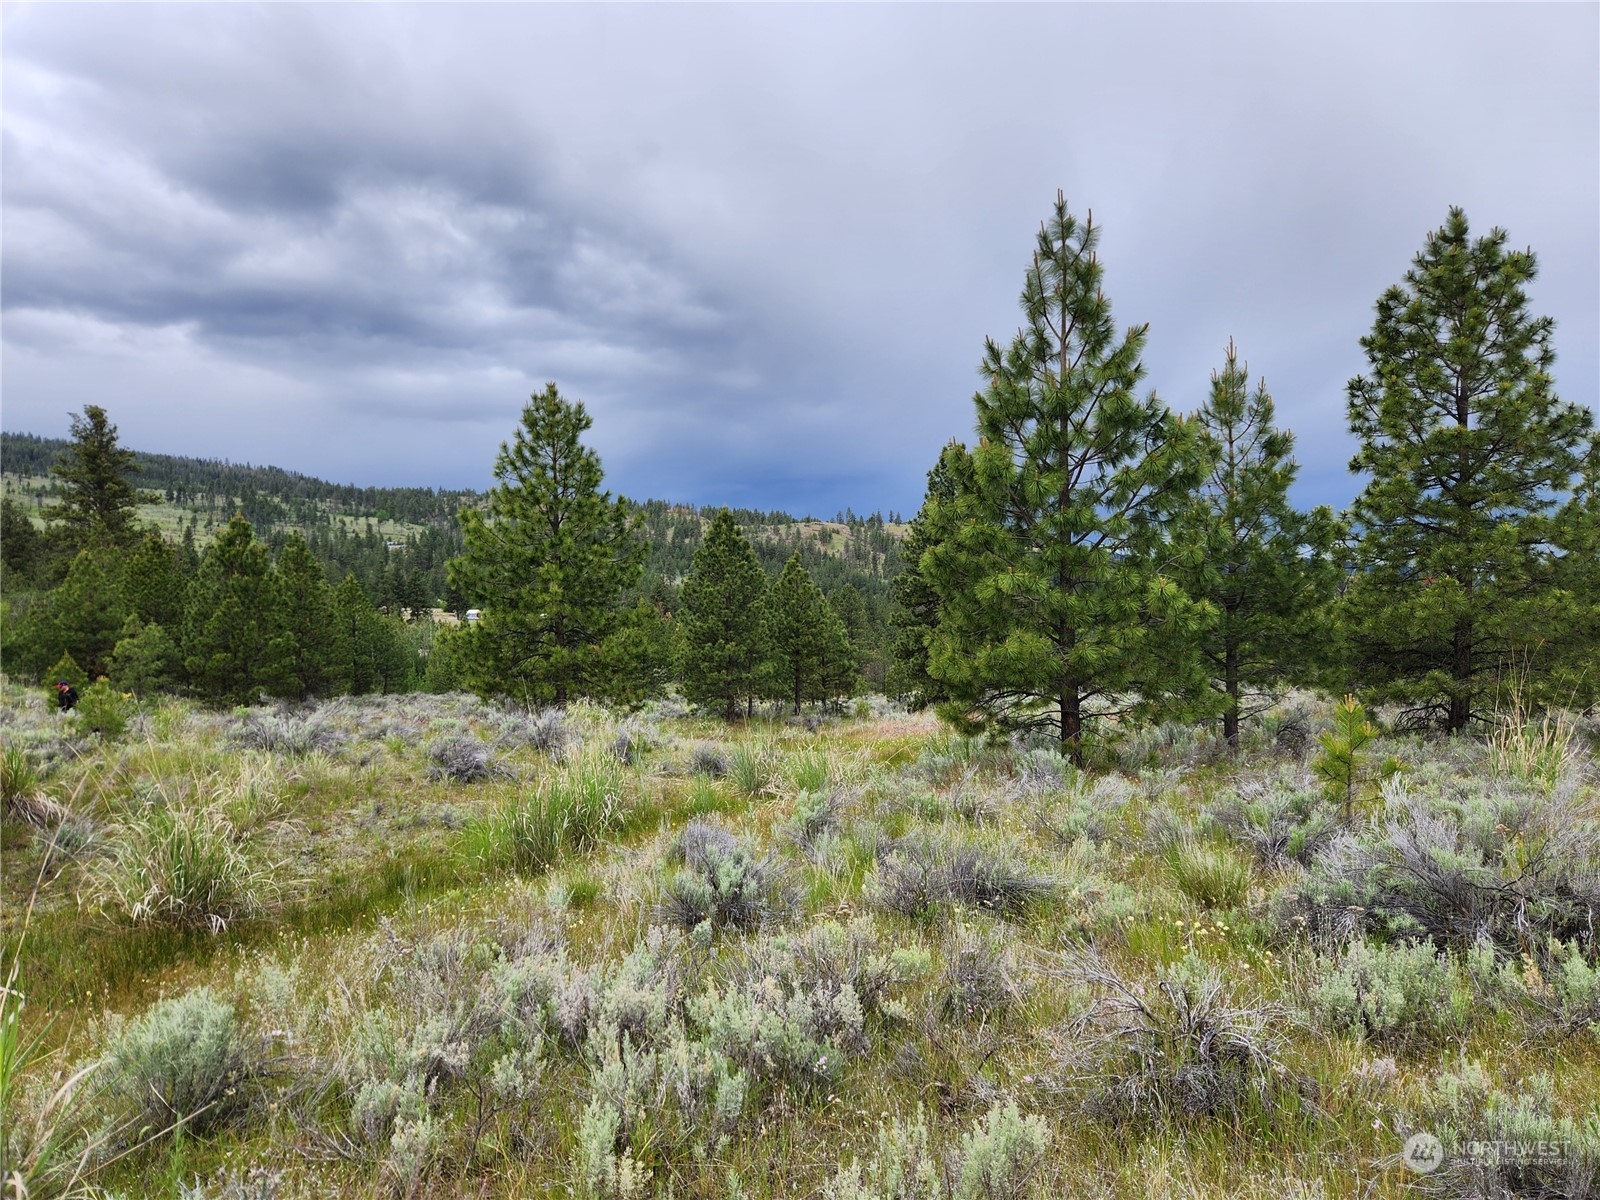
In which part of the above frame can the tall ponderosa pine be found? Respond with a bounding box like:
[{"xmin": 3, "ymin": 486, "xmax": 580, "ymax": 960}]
[
  {"xmin": 0, "ymin": 498, "xmax": 44, "ymax": 588},
  {"xmin": 183, "ymin": 515, "xmax": 296, "ymax": 704},
  {"xmin": 763, "ymin": 552, "xmax": 854, "ymax": 713},
  {"xmin": 887, "ymin": 446, "xmax": 961, "ymax": 710},
  {"xmin": 1344, "ymin": 208, "xmax": 1596, "ymax": 730},
  {"xmin": 123, "ymin": 532, "xmax": 188, "ymax": 629},
  {"xmin": 448, "ymin": 384, "xmax": 644, "ymax": 704},
  {"xmin": 679, "ymin": 510, "xmax": 769, "ymax": 718},
  {"xmin": 1182, "ymin": 341, "xmax": 1342, "ymax": 746},
  {"xmin": 29, "ymin": 546, "xmax": 129, "ymax": 680},
  {"xmin": 47, "ymin": 405, "xmax": 147, "ymax": 551},
  {"xmin": 922, "ymin": 194, "xmax": 1210, "ymax": 765},
  {"xmin": 278, "ymin": 533, "xmax": 348, "ymax": 698}
]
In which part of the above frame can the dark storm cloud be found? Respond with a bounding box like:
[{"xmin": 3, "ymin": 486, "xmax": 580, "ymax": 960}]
[{"xmin": 3, "ymin": 4, "xmax": 1595, "ymax": 517}]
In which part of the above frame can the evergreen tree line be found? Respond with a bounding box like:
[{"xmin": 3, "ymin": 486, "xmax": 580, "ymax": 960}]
[
  {"xmin": 3, "ymin": 434, "xmax": 903, "ymax": 690},
  {"xmin": 7, "ymin": 201, "xmax": 1589, "ymax": 732},
  {"xmin": 1, "ymin": 409, "xmax": 421, "ymax": 702},
  {"xmin": 888, "ymin": 196, "xmax": 1597, "ymax": 764},
  {"xmin": 2, "ymin": 515, "xmax": 420, "ymax": 704},
  {"xmin": 433, "ymin": 386, "xmax": 865, "ymax": 713}
]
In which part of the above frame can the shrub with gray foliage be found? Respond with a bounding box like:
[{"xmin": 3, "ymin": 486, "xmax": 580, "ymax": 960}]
[
  {"xmin": 1058, "ymin": 951, "xmax": 1301, "ymax": 1125},
  {"xmin": 97, "ymin": 987, "xmax": 256, "ymax": 1142},
  {"xmin": 661, "ymin": 823, "xmax": 781, "ymax": 931},
  {"xmin": 427, "ymin": 737, "xmax": 505, "ymax": 783},
  {"xmin": 1283, "ymin": 776, "xmax": 1600, "ymax": 955},
  {"xmin": 229, "ymin": 708, "xmax": 346, "ymax": 757},
  {"xmin": 872, "ymin": 840, "xmax": 1054, "ymax": 921}
]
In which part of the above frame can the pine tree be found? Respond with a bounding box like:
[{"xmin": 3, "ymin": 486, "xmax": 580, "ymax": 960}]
[
  {"xmin": 1343, "ymin": 208, "xmax": 1595, "ymax": 731},
  {"xmin": 887, "ymin": 446, "xmax": 961, "ymax": 709},
  {"xmin": 0, "ymin": 497, "xmax": 44, "ymax": 588},
  {"xmin": 110, "ymin": 615, "xmax": 182, "ymax": 696},
  {"xmin": 33, "ymin": 547, "xmax": 129, "ymax": 680},
  {"xmin": 1549, "ymin": 456, "xmax": 1600, "ymax": 706},
  {"xmin": 1181, "ymin": 341, "xmax": 1342, "ymax": 746},
  {"xmin": 277, "ymin": 533, "xmax": 346, "ymax": 698},
  {"xmin": 818, "ymin": 594, "xmax": 861, "ymax": 709},
  {"xmin": 922, "ymin": 193, "xmax": 1210, "ymax": 765},
  {"xmin": 447, "ymin": 384, "xmax": 644, "ymax": 704},
  {"xmin": 123, "ymin": 532, "xmax": 188, "ymax": 629},
  {"xmin": 333, "ymin": 574, "xmax": 381, "ymax": 694},
  {"xmin": 182, "ymin": 515, "xmax": 296, "ymax": 704},
  {"xmin": 763, "ymin": 552, "xmax": 848, "ymax": 713},
  {"xmin": 46, "ymin": 405, "xmax": 147, "ymax": 551},
  {"xmin": 679, "ymin": 510, "xmax": 769, "ymax": 718}
]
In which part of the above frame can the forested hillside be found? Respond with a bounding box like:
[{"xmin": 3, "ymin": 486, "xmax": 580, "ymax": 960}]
[{"xmin": 1, "ymin": 431, "xmax": 905, "ymax": 688}]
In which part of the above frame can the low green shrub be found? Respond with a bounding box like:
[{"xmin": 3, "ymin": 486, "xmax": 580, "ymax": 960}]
[
  {"xmin": 75, "ymin": 680, "xmax": 131, "ymax": 740},
  {"xmin": 97, "ymin": 987, "xmax": 254, "ymax": 1141},
  {"xmin": 1307, "ymin": 939, "xmax": 1464, "ymax": 1048}
]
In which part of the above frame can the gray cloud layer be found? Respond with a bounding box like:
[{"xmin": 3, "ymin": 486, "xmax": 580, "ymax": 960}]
[{"xmin": 3, "ymin": 4, "xmax": 1595, "ymax": 516}]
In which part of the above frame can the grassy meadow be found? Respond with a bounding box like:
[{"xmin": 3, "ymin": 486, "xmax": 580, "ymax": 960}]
[{"xmin": 3, "ymin": 682, "xmax": 1598, "ymax": 1199}]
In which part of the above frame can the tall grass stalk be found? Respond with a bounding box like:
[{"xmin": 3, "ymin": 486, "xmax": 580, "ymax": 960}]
[
  {"xmin": 95, "ymin": 804, "xmax": 272, "ymax": 932},
  {"xmin": 1, "ymin": 851, "xmax": 106, "ymax": 1196},
  {"xmin": 469, "ymin": 752, "xmax": 630, "ymax": 874}
]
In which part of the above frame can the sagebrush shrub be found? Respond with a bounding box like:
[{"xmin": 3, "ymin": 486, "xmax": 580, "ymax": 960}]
[
  {"xmin": 689, "ymin": 742, "xmax": 731, "ymax": 778},
  {"xmin": 1307, "ymin": 939, "xmax": 1463, "ymax": 1048},
  {"xmin": 941, "ymin": 928, "xmax": 1021, "ymax": 1022},
  {"xmin": 693, "ymin": 973, "xmax": 859, "ymax": 1093},
  {"xmin": 98, "ymin": 987, "xmax": 254, "ymax": 1140},
  {"xmin": 661, "ymin": 822, "xmax": 781, "ymax": 932},
  {"xmin": 577, "ymin": 1018, "xmax": 746, "ymax": 1194},
  {"xmin": 1203, "ymin": 772, "xmax": 1337, "ymax": 868},
  {"xmin": 952, "ymin": 1100, "xmax": 1051, "ymax": 1200},
  {"xmin": 229, "ymin": 708, "xmax": 345, "ymax": 757},
  {"xmin": 427, "ymin": 736, "xmax": 504, "ymax": 783},
  {"xmin": 872, "ymin": 841, "xmax": 1053, "ymax": 922},
  {"xmin": 1285, "ymin": 776, "xmax": 1600, "ymax": 955},
  {"xmin": 1405, "ymin": 1063, "xmax": 1600, "ymax": 1199},
  {"xmin": 824, "ymin": 1106, "xmax": 942, "ymax": 1200},
  {"xmin": 1061, "ymin": 951, "xmax": 1300, "ymax": 1125},
  {"xmin": 491, "ymin": 705, "xmax": 570, "ymax": 755}
]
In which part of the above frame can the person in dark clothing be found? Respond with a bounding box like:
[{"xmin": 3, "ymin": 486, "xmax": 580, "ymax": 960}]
[{"xmin": 55, "ymin": 681, "xmax": 79, "ymax": 712}]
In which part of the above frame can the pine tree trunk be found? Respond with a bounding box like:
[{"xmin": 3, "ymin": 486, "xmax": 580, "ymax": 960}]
[
  {"xmin": 1223, "ymin": 639, "xmax": 1241, "ymax": 748},
  {"xmin": 1448, "ymin": 616, "xmax": 1473, "ymax": 733},
  {"xmin": 1059, "ymin": 685, "xmax": 1083, "ymax": 769}
]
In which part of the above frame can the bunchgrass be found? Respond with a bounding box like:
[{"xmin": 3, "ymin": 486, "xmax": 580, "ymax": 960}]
[{"xmin": 467, "ymin": 751, "xmax": 631, "ymax": 873}]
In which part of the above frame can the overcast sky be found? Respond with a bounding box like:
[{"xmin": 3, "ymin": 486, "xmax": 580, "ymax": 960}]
[{"xmin": 3, "ymin": 4, "xmax": 1595, "ymax": 518}]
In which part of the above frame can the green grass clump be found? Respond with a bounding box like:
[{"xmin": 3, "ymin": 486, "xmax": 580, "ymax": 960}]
[
  {"xmin": 95, "ymin": 804, "xmax": 270, "ymax": 932},
  {"xmin": 468, "ymin": 752, "xmax": 630, "ymax": 873},
  {"xmin": 1164, "ymin": 839, "xmax": 1253, "ymax": 911}
]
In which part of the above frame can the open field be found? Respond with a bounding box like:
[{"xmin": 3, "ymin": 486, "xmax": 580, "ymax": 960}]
[{"xmin": 3, "ymin": 684, "xmax": 1598, "ymax": 1199}]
